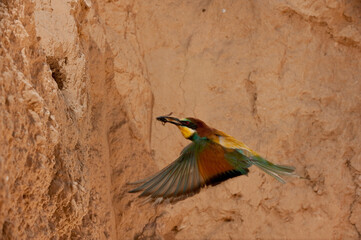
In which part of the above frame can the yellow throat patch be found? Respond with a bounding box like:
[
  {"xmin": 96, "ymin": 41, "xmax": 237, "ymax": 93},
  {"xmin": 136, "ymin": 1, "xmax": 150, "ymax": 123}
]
[{"xmin": 177, "ymin": 126, "xmax": 195, "ymax": 139}]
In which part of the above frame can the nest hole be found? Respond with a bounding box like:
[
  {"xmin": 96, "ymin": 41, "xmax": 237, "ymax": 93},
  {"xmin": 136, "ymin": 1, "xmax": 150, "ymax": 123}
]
[{"xmin": 46, "ymin": 56, "xmax": 66, "ymax": 90}]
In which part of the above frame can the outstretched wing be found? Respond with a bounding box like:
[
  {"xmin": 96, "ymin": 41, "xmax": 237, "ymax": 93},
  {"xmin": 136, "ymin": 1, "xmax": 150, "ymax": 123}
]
[
  {"xmin": 129, "ymin": 142, "xmax": 204, "ymax": 198},
  {"xmin": 129, "ymin": 140, "xmax": 251, "ymax": 198}
]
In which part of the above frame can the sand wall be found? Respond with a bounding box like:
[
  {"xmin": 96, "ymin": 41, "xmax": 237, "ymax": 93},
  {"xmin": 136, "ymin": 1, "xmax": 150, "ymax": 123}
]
[{"xmin": 1, "ymin": 0, "xmax": 360, "ymax": 239}]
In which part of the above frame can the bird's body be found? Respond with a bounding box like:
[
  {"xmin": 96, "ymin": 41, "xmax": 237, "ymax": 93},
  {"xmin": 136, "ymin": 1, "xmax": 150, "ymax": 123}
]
[{"xmin": 129, "ymin": 116, "xmax": 296, "ymax": 199}]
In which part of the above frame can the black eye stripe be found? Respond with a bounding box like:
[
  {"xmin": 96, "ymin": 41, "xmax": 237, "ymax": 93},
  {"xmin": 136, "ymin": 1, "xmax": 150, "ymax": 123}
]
[{"xmin": 181, "ymin": 121, "xmax": 197, "ymax": 129}]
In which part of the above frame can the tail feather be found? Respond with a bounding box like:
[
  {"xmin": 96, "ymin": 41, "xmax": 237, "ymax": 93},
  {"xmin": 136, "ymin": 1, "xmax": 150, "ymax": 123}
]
[{"xmin": 251, "ymin": 156, "xmax": 297, "ymax": 184}]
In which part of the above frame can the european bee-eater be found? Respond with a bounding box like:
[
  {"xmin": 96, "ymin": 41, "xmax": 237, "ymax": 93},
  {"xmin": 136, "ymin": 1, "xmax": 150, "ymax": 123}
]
[{"xmin": 129, "ymin": 115, "xmax": 296, "ymax": 198}]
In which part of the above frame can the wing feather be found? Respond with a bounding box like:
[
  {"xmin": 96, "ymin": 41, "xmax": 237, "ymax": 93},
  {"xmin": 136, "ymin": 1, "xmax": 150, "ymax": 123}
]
[
  {"xmin": 129, "ymin": 139, "xmax": 251, "ymax": 199},
  {"xmin": 129, "ymin": 162, "xmax": 177, "ymax": 193},
  {"xmin": 139, "ymin": 162, "xmax": 181, "ymax": 197},
  {"xmin": 149, "ymin": 160, "xmax": 183, "ymax": 197}
]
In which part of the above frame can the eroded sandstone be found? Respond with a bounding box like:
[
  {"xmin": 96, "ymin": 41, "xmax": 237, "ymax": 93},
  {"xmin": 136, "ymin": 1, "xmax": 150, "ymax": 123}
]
[{"xmin": 1, "ymin": 0, "xmax": 360, "ymax": 239}]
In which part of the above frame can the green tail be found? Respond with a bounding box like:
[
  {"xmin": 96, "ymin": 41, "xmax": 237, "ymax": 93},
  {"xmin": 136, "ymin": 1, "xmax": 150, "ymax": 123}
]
[{"xmin": 251, "ymin": 156, "xmax": 296, "ymax": 184}]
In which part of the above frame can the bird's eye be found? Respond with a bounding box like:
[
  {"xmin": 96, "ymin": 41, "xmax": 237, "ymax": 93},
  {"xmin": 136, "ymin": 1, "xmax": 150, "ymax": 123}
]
[
  {"xmin": 181, "ymin": 121, "xmax": 197, "ymax": 129},
  {"xmin": 181, "ymin": 121, "xmax": 190, "ymax": 126}
]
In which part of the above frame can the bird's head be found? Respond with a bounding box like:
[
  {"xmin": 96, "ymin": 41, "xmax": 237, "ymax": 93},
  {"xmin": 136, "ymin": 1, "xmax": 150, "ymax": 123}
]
[{"xmin": 156, "ymin": 114, "xmax": 208, "ymax": 140}]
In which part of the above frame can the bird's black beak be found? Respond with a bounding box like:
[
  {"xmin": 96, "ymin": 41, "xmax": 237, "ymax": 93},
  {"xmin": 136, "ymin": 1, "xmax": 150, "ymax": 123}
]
[{"xmin": 156, "ymin": 114, "xmax": 182, "ymax": 126}]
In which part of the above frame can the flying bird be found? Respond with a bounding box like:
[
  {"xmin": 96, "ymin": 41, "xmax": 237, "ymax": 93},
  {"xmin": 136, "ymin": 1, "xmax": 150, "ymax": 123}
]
[{"xmin": 129, "ymin": 114, "xmax": 296, "ymax": 199}]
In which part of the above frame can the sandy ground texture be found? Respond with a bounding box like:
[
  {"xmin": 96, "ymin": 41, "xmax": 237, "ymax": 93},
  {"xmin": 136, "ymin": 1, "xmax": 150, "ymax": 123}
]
[{"xmin": 1, "ymin": 0, "xmax": 361, "ymax": 239}]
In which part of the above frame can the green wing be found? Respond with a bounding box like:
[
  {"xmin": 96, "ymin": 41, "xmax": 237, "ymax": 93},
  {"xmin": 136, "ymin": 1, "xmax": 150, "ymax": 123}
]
[
  {"xmin": 129, "ymin": 140, "xmax": 252, "ymax": 198},
  {"xmin": 129, "ymin": 141, "xmax": 205, "ymax": 198}
]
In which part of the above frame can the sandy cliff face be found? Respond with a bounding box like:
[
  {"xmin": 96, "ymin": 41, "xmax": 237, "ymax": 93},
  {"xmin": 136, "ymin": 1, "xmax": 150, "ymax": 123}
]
[{"xmin": 1, "ymin": 0, "xmax": 360, "ymax": 239}]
